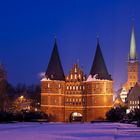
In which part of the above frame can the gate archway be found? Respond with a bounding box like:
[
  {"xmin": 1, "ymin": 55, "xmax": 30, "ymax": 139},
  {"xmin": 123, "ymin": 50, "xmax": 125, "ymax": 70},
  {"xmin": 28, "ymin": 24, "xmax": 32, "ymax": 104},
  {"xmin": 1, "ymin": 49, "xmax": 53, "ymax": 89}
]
[{"xmin": 70, "ymin": 112, "xmax": 83, "ymax": 122}]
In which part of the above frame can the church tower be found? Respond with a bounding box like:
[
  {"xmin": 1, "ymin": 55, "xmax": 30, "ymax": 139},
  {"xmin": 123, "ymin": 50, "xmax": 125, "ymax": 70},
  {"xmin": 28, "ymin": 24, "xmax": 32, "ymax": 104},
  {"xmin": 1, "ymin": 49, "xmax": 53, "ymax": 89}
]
[
  {"xmin": 86, "ymin": 39, "xmax": 113, "ymax": 120},
  {"xmin": 127, "ymin": 23, "xmax": 138, "ymax": 87},
  {"xmin": 90, "ymin": 38, "xmax": 112, "ymax": 80},
  {"xmin": 41, "ymin": 39, "xmax": 65, "ymax": 122},
  {"xmin": 120, "ymin": 23, "xmax": 139, "ymax": 102}
]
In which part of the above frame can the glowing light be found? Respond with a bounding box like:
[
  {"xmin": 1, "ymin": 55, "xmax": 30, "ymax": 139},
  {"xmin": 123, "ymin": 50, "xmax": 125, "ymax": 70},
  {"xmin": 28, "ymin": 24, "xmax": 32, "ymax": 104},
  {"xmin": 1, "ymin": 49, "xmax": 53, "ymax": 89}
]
[{"xmin": 20, "ymin": 95, "xmax": 24, "ymax": 100}]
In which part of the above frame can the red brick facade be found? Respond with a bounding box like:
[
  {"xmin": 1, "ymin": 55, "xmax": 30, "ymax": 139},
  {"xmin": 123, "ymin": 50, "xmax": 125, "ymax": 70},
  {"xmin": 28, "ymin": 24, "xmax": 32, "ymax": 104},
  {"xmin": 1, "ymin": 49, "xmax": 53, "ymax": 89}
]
[{"xmin": 41, "ymin": 64, "xmax": 113, "ymax": 122}]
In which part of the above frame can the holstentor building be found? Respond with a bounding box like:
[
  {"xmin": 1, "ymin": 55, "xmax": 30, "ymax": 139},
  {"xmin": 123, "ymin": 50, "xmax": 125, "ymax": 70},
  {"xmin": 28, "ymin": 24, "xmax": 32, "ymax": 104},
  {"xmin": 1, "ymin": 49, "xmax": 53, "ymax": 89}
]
[{"xmin": 41, "ymin": 39, "xmax": 113, "ymax": 122}]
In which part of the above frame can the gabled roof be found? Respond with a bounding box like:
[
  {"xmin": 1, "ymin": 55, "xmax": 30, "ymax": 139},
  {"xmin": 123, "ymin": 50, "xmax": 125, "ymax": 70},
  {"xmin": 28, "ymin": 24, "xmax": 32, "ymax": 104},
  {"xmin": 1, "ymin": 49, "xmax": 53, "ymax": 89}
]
[
  {"xmin": 127, "ymin": 83, "xmax": 140, "ymax": 100},
  {"xmin": 45, "ymin": 39, "xmax": 65, "ymax": 81},
  {"xmin": 90, "ymin": 39, "xmax": 112, "ymax": 80},
  {"xmin": 114, "ymin": 96, "xmax": 125, "ymax": 107}
]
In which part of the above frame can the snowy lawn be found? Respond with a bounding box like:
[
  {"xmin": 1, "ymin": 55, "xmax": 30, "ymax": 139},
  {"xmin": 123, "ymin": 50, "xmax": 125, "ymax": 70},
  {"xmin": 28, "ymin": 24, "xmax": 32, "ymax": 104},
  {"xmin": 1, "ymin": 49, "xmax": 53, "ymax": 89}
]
[{"xmin": 0, "ymin": 122, "xmax": 140, "ymax": 140}]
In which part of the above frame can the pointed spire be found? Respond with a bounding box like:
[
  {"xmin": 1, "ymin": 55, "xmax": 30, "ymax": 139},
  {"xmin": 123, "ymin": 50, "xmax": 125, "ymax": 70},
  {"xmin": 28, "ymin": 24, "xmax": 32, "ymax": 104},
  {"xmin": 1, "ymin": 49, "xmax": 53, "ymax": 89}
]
[
  {"xmin": 90, "ymin": 39, "xmax": 112, "ymax": 80},
  {"xmin": 45, "ymin": 39, "xmax": 65, "ymax": 81},
  {"xmin": 129, "ymin": 20, "xmax": 137, "ymax": 60}
]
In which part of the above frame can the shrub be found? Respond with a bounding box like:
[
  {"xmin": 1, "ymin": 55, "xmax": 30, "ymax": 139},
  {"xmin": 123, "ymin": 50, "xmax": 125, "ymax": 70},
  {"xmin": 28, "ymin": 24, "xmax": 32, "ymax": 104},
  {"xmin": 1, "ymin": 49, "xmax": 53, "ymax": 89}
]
[
  {"xmin": 0, "ymin": 110, "xmax": 48, "ymax": 122},
  {"xmin": 106, "ymin": 107, "xmax": 126, "ymax": 122}
]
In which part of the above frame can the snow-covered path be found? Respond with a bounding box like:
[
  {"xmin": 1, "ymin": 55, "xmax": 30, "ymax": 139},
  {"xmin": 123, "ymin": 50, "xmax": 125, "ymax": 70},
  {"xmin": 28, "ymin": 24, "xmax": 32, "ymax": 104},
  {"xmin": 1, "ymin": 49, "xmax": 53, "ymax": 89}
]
[{"xmin": 0, "ymin": 122, "xmax": 140, "ymax": 140}]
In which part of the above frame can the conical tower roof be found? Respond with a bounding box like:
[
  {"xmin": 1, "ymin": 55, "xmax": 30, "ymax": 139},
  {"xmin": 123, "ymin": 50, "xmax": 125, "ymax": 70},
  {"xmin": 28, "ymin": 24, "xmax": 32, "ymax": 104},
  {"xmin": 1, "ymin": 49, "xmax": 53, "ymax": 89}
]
[
  {"xmin": 90, "ymin": 39, "xmax": 112, "ymax": 80},
  {"xmin": 129, "ymin": 22, "xmax": 137, "ymax": 61},
  {"xmin": 45, "ymin": 39, "xmax": 65, "ymax": 81}
]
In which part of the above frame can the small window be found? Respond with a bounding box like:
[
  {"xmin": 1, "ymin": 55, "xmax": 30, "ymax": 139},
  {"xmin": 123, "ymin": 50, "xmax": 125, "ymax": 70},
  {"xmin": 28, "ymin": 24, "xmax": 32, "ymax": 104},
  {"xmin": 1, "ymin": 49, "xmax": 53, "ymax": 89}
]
[
  {"xmin": 67, "ymin": 86, "xmax": 69, "ymax": 90},
  {"xmin": 73, "ymin": 86, "xmax": 75, "ymax": 90},
  {"xmin": 47, "ymin": 83, "xmax": 50, "ymax": 88},
  {"xmin": 58, "ymin": 84, "xmax": 61, "ymax": 88},
  {"xmin": 83, "ymin": 86, "xmax": 85, "ymax": 90}
]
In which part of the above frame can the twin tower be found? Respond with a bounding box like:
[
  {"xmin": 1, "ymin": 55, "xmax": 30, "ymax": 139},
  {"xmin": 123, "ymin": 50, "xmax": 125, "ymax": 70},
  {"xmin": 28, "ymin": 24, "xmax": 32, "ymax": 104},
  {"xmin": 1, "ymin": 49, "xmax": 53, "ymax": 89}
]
[{"xmin": 41, "ymin": 39, "xmax": 113, "ymax": 122}]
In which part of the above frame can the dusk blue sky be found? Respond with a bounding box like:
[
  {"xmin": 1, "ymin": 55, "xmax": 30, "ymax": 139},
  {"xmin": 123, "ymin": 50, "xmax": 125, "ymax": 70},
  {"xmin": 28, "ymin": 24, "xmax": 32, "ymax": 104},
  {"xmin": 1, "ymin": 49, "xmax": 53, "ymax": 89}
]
[{"xmin": 0, "ymin": 0, "xmax": 140, "ymax": 90}]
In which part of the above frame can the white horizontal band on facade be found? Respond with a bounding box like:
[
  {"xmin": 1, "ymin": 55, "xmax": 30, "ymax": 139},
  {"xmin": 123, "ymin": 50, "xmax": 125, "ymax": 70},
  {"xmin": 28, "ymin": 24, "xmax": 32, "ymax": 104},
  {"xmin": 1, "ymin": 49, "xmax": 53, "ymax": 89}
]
[
  {"xmin": 41, "ymin": 105, "xmax": 112, "ymax": 108},
  {"xmin": 41, "ymin": 93, "xmax": 113, "ymax": 96}
]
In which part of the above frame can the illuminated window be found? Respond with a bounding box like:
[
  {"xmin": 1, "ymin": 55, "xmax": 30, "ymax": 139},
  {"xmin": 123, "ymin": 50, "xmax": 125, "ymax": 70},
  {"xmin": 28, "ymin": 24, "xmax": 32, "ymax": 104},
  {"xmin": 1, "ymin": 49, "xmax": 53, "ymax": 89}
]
[
  {"xmin": 67, "ymin": 86, "xmax": 69, "ymax": 90},
  {"xmin": 47, "ymin": 83, "xmax": 50, "ymax": 88},
  {"xmin": 73, "ymin": 86, "xmax": 75, "ymax": 90},
  {"xmin": 71, "ymin": 74, "xmax": 73, "ymax": 79},
  {"xmin": 76, "ymin": 86, "xmax": 78, "ymax": 90},
  {"xmin": 70, "ymin": 86, "xmax": 72, "ymax": 90},
  {"xmin": 58, "ymin": 84, "xmax": 61, "ymax": 88},
  {"xmin": 75, "ymin": 74, "xmax": 77, "ymax": 79},
  {"xmin": 83, "ymin": 86, "xmax": 85, "ymax": 90},
  {"xmin": 67, "ymin": 76, "xmax": 69, "ymax": 80}
]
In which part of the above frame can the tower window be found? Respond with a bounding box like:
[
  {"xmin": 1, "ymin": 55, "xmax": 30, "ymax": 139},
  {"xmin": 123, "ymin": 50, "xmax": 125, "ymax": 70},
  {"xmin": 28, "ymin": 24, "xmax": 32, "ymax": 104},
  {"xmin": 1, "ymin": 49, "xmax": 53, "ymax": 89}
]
[
  {"xmin": 58, "ymin": 84, "xmax": 61, "ymax": 88},
  {"xmin": 47, "ymin": 83, "xmax": 50, "ymax": 88}
]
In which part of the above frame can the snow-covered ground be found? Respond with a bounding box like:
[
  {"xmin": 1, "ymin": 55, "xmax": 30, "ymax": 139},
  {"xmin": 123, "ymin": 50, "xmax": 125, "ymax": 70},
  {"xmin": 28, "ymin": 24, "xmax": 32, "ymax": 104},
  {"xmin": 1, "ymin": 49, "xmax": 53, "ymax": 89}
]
[{"xmin": 0, "ymin": 122, "xmax": 140, "ymax": 140}]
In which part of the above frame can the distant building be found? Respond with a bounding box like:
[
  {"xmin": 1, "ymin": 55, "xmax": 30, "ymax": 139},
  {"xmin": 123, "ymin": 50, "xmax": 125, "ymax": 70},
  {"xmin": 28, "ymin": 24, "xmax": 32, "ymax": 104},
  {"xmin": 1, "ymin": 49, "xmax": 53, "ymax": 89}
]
[
  {"xmin": 127, "ymin": 83, "xmax": 140, "ymax": 110},
  {"xmin": 41, "ymin": 39, "xmax": 113, "ymax": 122},
  {"xmin": 113, "ymin": 95, "xmax": 125, "ymax": 108},
  {"xmin": 120, "ymin": 23, "xmax": 139, "ymax": 102}
]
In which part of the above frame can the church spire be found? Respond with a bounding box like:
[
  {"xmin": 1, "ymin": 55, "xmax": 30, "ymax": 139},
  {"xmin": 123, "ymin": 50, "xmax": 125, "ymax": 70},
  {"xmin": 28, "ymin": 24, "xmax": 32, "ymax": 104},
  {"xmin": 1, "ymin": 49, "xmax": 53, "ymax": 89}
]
[
  {"xmin": 90, "ymin": 38, "xmax": 112, "ymax": 80},
  {"xmin": 129, "ymin": 21, "xmax": 137, "ymax": 61},
  {"xmin": 45, "ymin": 39, "xmax": 65, "ymax": 81}
]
